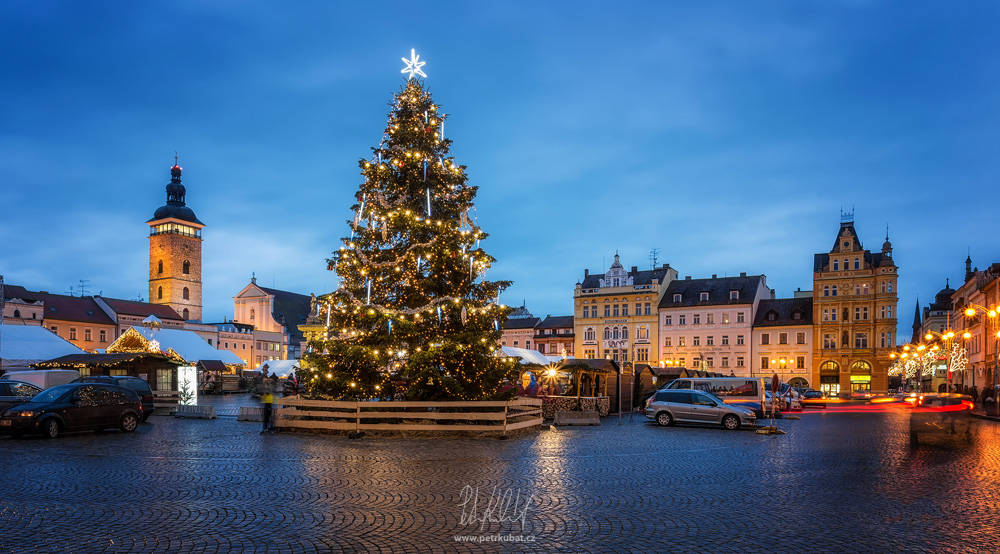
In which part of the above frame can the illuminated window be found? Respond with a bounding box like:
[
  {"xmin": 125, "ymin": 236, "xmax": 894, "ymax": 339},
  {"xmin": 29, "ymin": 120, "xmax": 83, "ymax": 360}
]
[
  {"xmin": 69, "ymin": 328, "xmax": 77, "ymax": 340},
  {"xmin": 99, "ymin": 330, "xmax": 106, "ymax": 342},
  {"xmin": 250, "ymin": 309, "xmax": 255, "ymax": 320},
  {"xmin": 678, "ymin": 336, "xmax": 686, "ymax": 347},
  {"xmin": 183, "ymin": 260, "xmax": 191, "ymax": 274}
]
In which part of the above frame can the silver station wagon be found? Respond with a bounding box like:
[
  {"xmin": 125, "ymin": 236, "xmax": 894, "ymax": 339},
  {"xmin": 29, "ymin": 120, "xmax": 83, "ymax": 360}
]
[{"xmin": 645, "ymin": 389, "xmax": 756, "ymax": 430}]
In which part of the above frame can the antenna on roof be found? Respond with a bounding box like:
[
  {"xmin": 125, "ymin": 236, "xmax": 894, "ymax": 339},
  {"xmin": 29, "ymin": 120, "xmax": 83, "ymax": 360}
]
[
  {"xmin": 649, "ymin": 248, "xmax": 661, "ymax": 269},
  {"xmin": 78, "ymin": 279, "xmax": 90, "ymax": 297}
]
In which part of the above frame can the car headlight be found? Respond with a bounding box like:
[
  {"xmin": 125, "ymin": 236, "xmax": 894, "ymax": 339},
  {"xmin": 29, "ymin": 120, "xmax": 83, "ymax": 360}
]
[{"xmin": 14, "ymin": 411, "xmax": 36, "ymax": 418}]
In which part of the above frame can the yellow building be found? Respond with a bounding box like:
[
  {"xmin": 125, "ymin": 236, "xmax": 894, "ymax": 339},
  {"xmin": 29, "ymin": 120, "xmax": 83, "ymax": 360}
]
[
  {"xmin": 812, "ymin": 214, "xmax": 898, "ymax": 397},
  {"xmin": 574, "ymin": 254, "xmax": 677, "ymax": 363}
]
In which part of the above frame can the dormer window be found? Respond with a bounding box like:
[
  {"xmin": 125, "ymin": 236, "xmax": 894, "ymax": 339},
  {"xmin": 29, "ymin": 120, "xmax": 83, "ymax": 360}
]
[
  {"xmin": 792, "ymin": 311, "xmax": 802, "ymax": 320},
  {"xmin": 730, "ymin": 290, "xmax": 739, "ymax": 300},
  {"xmin": 767, "ymin": 311, "xmax": 777, "ymax": 321},
  {"xmin": 700, "ymin": 292, "xmax": 709, "ymax": 301},
  {"xmin": 673, "ymin": 294, "xmax": 681, "ymax": 302}
]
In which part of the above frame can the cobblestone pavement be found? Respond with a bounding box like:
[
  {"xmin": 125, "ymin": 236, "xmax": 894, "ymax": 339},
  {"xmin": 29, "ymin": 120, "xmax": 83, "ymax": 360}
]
[{"xmin": 2, "ymin": 408, "xmax": 999, "ymax": 554}]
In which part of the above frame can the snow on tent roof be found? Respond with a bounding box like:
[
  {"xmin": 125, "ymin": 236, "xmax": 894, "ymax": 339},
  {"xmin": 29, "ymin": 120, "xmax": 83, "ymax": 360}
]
[
  {"xmin": 130, "ymin": 326, "xmax": 244, "ymax": 366},
  {"xmin": 499, "ymin": 346, "xmax": 552, "ymax": 366},
  {"xmin": 251, "ymin": 359, "xmax": 300, "ymax": 378},
  {"xmin": 0, "ymin": 324, "xmax": 86, "ymax": 371}
]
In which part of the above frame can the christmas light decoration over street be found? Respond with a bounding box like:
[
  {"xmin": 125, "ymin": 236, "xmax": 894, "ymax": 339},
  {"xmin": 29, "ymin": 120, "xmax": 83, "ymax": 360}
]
[{"xmin": 401, "ymin": 49, "xmax": 427, "ymax": 80}]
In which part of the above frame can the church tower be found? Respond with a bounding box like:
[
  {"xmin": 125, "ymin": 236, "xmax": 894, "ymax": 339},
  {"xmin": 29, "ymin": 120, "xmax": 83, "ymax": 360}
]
[{"xmin": 148, "ymin": 158, "xmax": 205, "ymax": 321}]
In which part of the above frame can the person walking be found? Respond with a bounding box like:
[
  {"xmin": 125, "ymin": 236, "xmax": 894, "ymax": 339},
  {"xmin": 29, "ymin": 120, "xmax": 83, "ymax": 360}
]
[{"xmin": 261, "ymin": 379, "xmax": 274, "ymax": 434}]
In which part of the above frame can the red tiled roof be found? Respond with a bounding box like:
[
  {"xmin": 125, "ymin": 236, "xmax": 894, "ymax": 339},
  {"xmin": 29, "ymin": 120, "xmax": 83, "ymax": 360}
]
[{"xmin": 99, "ymin": 298, "xmax": 183, "ymax": 320}]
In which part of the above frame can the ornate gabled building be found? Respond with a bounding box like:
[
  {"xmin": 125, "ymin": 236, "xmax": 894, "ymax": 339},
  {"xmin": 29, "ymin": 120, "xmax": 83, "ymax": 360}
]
[
  {"xmin": 574, "ymin": 253, "xmax": 677, "ymax": 363},
  {"xmin": 233, "ymin": 276, "xmax": 312, "ymax": 365},
  {"xmin": 812, "ymin": 213, "xmax": 898, "ymax": 397},
  {"xmin": 148, "ymin": 160, "xmax": 205, "ymax": 322}
]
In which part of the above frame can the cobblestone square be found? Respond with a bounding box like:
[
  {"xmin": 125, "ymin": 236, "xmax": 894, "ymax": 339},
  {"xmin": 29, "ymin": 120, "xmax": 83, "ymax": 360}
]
[{"xmin": 2, "ymin": 404, "xmax": 998, "ymax": 553}]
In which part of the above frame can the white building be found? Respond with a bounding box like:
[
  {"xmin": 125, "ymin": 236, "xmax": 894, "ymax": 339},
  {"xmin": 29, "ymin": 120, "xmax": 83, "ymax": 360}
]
[{"xmin": 751, "ymin": 297, "xmax": 814, "ymax": 388}]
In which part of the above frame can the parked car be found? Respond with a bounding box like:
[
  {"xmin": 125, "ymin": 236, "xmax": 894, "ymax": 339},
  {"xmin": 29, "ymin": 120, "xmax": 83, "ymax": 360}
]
[
  {"xmin": 0, "ymin": 383, "xmax": 142, "ymax": 439},
  {"xmin": 851, "ymin": 389, "xmax": 873, "ymax": 400},
  {"xmin": 1, "ymin": 369, "xmax": 80, "ymax": 390},
  {"xmin": 645, "ymin": 389, "xmax": 756, "ymax": 430},
  {"xmin": 0, "ymin": 380, "xmax": 43, "ymax": 411},
  {"xmin": 908, "ymin": 393, "xmax": 975, "ymax": 446},
  {"xmin": 72, "ymin": 376, "xmax": 155, "ymax": 420},
  {"xmin": 801, "ymin": 390, "xmax": 827, "ymax": 409}
]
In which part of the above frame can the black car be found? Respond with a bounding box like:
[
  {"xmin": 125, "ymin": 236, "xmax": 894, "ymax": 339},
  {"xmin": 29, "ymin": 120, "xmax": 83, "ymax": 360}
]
[
  {"xmin": 0, "ymin": 379, "xmax": 43, "ymax": 411},
  {"xmin": 72, "ymin": 376, "xmax": 155, "ymax": 420},
  {"xmin": 0, "ymin": 383, "xmax": 142, "ymax": 439},
  {"xmin": 802, "ymin": 390, "xmax": 827, "ymax": 409}
]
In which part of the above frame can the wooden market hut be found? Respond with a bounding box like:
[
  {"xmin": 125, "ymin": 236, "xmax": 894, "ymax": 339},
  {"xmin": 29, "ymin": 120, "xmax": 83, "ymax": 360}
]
[{"xmin": 33, "ymin": 352, "xmax": 182, "ymax": 392}]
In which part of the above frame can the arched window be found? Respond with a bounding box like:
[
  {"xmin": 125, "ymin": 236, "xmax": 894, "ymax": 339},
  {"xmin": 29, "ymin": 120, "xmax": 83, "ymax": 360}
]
[
  {"xmin": 820, "ymin": 361, "xmax": 839, "ymax": 373},
  {"xmin": 850, "ymin": 360, "xmax": 872, "ymax": 374},
  {"xmin": 13, "ymin": 309, "xmax": 20, "ymax": 318},
  {"xmin": 613, "ymin": 327, "xmax": 620, "ymax": 340},
  {"xmin": 183, "ymin": 287, "xmax": 190, "ymax": 300},
  {"xmin": 832, "ymin": 285, "xmax": 838, "ymax": 296},
  {"xmin": 250, "ymin": 309, "xmax": 255, "ymax": 321},
  {"xmin": 157, "ymin": 260, "xmax": 163, "ymax": 274},
  {"xmin": 603, "ymin": 327, "xmax": 610, "ymax": 340},
  {"xmin": 157, "ymin": 286, "xmax": 163, "ymax": 300},
  {"xmin": 833, "ymin": 260, "xmax": 839, "ymax": 271},
  {"xmin": 182, "ymin": 308, "xmax": 190, "ymax": 319},
  {"xmin": 854, "ymin": 258, "xmax": 860, "ymax": 269},
  {"xmin": 585, "ymin": 327, "xmax": 596, "ymax": 341},
  {"xmin": 183, "ymin": 260, "xmax": 190, "ymax": 274},
  {"xmin": 622, "ymin": 327, "xmax": 628, "ymax": 339},
  {"xmin": 638, "ymin": 325, "xmax": 649, "ymax": 340},
  {"xmin": 823, "ymin": 286, "xmax": 829, "ymax": 297}
]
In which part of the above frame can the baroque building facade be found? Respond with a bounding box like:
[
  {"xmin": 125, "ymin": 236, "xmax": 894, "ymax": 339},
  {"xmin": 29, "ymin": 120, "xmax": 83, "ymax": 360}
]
[
  {"xmin": 574, "ymin": 254, "xmax": 677, "ymax": 363},
  {"xmin": 812, "ymin": 214, "xmax": 898, "ymax": 397}
]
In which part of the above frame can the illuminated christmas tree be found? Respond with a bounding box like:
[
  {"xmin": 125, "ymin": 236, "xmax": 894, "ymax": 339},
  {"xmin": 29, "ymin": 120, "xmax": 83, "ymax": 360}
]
[{"xmin": 304, "ymin": 53, "xmax": 517, "ymax": 401}]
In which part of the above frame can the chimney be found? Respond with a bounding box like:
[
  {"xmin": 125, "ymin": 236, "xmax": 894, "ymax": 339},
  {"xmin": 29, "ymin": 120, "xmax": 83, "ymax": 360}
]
[
  {"xmin": 584, "ymin": 269, "xmax": 589, "ymax": 278},
  {"xmin": 771, "ymin": 289, "xmax": 776, "ymax": 299},
  {"xmin": 631, "ymin": 266, "xmax": 638, "ymax": 273},
  {"xmin": 740, "ymin": 272, "xmax": 747, "ymax": 277},
  {"xmin": 685, "ymin": 276, "xmax": 691, "ymax": 280},
  {"xmin": 712, "ymin": 274, "xmax": 717, "ymax": 279}
]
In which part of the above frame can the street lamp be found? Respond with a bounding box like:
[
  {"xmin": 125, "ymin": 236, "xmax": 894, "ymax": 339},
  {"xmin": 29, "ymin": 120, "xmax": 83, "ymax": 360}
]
[{"xmin": 962, "ymin": 303, "xmax": 1000, "ymax": 390}]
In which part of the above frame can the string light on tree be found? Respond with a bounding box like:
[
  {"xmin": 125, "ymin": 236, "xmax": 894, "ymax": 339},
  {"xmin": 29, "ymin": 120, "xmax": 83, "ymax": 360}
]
[{"xmin": 303, "ymin": 51, "xmax": 517, "ymax": 401}]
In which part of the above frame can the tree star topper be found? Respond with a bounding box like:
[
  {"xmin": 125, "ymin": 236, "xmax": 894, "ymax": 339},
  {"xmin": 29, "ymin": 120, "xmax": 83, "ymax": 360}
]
[{"xmin": 401, "ymin": 48, "xmax": 427, "ymax": 80}]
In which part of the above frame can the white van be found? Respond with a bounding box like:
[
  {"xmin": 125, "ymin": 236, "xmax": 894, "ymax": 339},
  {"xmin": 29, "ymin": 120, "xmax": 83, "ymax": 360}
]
[
  {"xmin": 660, "ymin": 377, "xmax": 765, "ymax": 417},
  {"xmin": 1, "ymin": 369, "xmax": 80, "ymax": 390}
]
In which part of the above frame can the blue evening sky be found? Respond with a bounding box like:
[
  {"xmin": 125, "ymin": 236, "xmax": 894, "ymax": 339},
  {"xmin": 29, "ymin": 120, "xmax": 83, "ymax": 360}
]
[{"xmin": 2, "ymin": 1, "xmax": 998, "ymax": 334}]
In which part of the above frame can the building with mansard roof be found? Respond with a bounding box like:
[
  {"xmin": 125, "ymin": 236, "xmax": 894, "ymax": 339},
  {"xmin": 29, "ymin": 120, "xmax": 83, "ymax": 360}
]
[
  {"xmin": 752, "ymin": 297, "xmax": 814, "ymax": 387},
  {"xmin": 658, "ymin": 273, "xmax": 770, "ymax": 376},
  {"xmin": 574, "ymin": 253, "xmax": 677, "ymax": 364},
  {"xmin": 533, "ymin": 315, "xmax": 574, "ymax": 357}
]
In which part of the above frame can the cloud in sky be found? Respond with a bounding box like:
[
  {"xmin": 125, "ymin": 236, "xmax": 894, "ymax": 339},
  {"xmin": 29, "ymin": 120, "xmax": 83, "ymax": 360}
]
[{"xmin": 1, "ymin": 1, "xmax": 998, "ymax": 329}]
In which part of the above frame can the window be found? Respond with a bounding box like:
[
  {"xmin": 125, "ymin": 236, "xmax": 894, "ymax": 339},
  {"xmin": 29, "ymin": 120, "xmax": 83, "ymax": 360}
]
[
  {"xmin": 12, "ymin": 309, "xmax": 20, "ymax": 318},
  {"xmin": 157, "ymin": 260, "xmax": 163, "ymax": 274},
  {"xmin": 730, "ymin": 290, "xmax": 739, "ymax": 300},
  {"xmin": 635, "ymin": 303, "xmax": 640, "ymax": 316},
  {"xmin": 99, "ymin": 330, "xmax": 106, "ymax": 342},
  {"xmin": 183, "ymin": 260, "xmax": 190, "ymax": 274},
  {"xmin": 69, "ymin": 328, "xmax": 77, "ymax": 340},
  {"xmin": 706, "ymin": 357, "xmax": 714, "ymax": 368},
  {"xmin": 638, "ymin": 325, "xmax": 649, "ymax": 339},
  {"xmin": 673, "ymin": 294, "xmax": 682, "ymax": 302},
  {"xmin": 706, "ymin": 336, "xmax": 714, "ymax": 346},
  {"xmin": 665, "ymin": 315, "xmax": 672, "ymax": 326},
  {"xmin": 832, "ymin": 286, "xmax": 838, "ymax": 296},
  {"xmin": 737, "ymin": 335, "xmax": 745, "ymax": 346},
  {"xmin": 250, "ymin": 309, "xmax": 255, "ymax": 320},
  {"xmin": 796, "ymin": 332, "xmax": 805, "ymax": 345},
  {"xmin": 644, "ymin": 303, "xmax": 651, "ymax": 315},
  {"xmin": 664, "ymin": 337, "xmax": 672, "ymax": 347},
  {"xmin": 613, "ymin": 304, "xmax": 620, "ymax": 317},
  {"xmin": 604, "ymin": 327, "xmax": 611, "ymax": 340},
  {"xmin": 721, "ymin": 357, "xmax": 730, "ymax": 368},
  {"xmin": 854, "ymin": 333, "xmax": 868, "ymax": 349},
  {"xmin": 833, "ymin": 260, "xmax": 839, "ymax": 271},
  {"xmin": 824, "ymin": 286, "xmax": 830, "ymax": 297},
  {"xmin": 604, "ymin": 305, "xmax": 610, "ymax": 317},
  {"xmin": 84, "ymin": 329, "xmax": 92, "ymax": 341},
  {"xmin": 678, "ymin": 337, "xmax": 686, "ymax": 347},
  {"xmin": 722, "ymin": 313, "xmax": 730, "ymax": 324},
  {"xmin": 831, "ymin": 309, "xmax": 837, "ymax": 322},
  {"xmin": 761, "ymin": 357, "xmax": 769, "ymax": 370},
  {"xmin": 761, "ymin": 333, "xmax": 770, "ymax": 345},
  {"xmin": 622, "ymin": 327, "xmax": 628, "ymax": 339},
  {"xmin": 796, "ymin": 356, "xmax": 806, "ymax": 370},
  {"xmin": 182, "ymin": 308, "xmax": 189, "ymax": 319},
  {"xmin": 585, "ymin": 328, "xmax": 595, "ymax": 341},
  {"xmin": 767, "ymin": 312, "xmax": 777, "ymax": 321},
  {"xmin": 887, "ymin": 282, "xmax": 893, "ymax": 293},
  {"xmin": 637, "ymin": 348, "xmax": 649, "ymax": 362},
  {"xmin": 854, "ymin": 258, "xmax": 860, "ymax": 269},
  {"xmin": 583, "ymin": 306, "xmax": 590, "ymax": 318},
  {"xmin": 693, "ymin": 314, "xmax": 701, "ymax": 325},
  {"xmin": 880, "ymin": 281, "xmax": 887, "ymax": 293},
  {"xmin": 706, "ymin": 313, "xmax": 714, "ymax": 324},
  {"xmin": 823, "ymin": 309, "xmax": 830, "ymax": 322},
  {"xmin": 679, "ymin": 315, "xmax": 686, "ymax": 326},
  {"xmin": 700, "ymin": 292, "xmax": 709, "ymax": 301},
  {"xmin": 157, "ymin": 286, "xmax": 163, "ymax": 300},
  {"xmin": 737, "ymin": 312, "xmax": 745, "ymax": 323},
  {"xmin": 792, "ymin": 311, "xmax": 802, "ymax": 321},
  {"xmin": 183, "ymin": 287, "xmax": 190, "ymax": 300},
  {"xmin": 779, "ymin": 333, "xmax": 788, "ymax": 345},
  {"xmin": 693, "ymin": 336, "xmax": 700, "ymax": 346},
  {"xmin": 584, "ymin": 349, "xmax": 596, "ymax": 359},
  {"xmin": 737, "ymin": 357, "xmax": 745, "ymax": 368},
  {"xmin": 722, "ymin": 335, "xmax": 729, "ymax": 346}
]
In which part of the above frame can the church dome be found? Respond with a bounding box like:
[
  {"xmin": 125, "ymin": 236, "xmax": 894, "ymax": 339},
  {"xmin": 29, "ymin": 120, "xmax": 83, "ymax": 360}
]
[{"xmin": 148, "ymin": 161, "xmax": 204, "ymax": 225}]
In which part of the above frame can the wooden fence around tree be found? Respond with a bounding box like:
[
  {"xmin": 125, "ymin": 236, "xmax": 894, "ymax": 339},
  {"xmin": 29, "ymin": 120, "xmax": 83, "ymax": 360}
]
[{"xmin": 273, "ymin": 397, "xmax": 543, "ymax": 435}]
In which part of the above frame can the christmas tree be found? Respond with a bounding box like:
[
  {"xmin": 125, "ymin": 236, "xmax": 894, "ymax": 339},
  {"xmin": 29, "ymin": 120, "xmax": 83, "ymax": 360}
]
[{"xmin": 304, "ymin": 56, "xmax": 518, "ymax": 401}]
